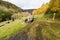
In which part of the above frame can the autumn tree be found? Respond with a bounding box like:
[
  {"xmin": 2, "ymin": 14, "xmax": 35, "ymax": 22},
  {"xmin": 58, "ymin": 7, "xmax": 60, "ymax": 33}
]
[
  {"xmin": 49, "ymin": 0, "xmax": 60, "ymax": 20},
  {"xmin": 32, "ymin": 3, "xmax": 49, "ymax": 15}
]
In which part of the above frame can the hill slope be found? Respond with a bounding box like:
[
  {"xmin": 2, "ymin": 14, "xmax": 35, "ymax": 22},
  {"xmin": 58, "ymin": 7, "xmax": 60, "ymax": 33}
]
[
  {"xmin": 0, "ymin": 1, "xmax": 22, "ymax": 13},
  {"xmin": 0, "ymin": 1, "xmax": 23, "ymax": 22},
  {"xmin": 0, "ymin": 19, "xmax": 27, "ymax": 40}
]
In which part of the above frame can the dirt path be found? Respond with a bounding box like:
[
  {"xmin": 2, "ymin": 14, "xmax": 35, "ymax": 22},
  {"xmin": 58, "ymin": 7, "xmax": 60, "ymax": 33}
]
[
  {"xmin": 6, "ymin": 20, "xmax": 60, "ymax": 40},
  {"xmin": 7, "ymin": 20, "xmax": 42, "ymax": 40}
]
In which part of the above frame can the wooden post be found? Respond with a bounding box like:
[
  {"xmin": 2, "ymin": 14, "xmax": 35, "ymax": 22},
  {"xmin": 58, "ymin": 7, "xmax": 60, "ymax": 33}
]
[{"xmin": 53, "ymin": 13, "xmax": 56, "ymax": 20}]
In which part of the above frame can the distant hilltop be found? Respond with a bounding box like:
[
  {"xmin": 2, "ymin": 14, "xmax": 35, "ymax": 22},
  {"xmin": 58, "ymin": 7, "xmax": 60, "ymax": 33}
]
[
  {"xmin": 22, "ymin": 9, "xmax": 36, "ymax": 14},
  {"xmin": 0, "ymin": 1, "xmax": 22, "ymax": 13}
]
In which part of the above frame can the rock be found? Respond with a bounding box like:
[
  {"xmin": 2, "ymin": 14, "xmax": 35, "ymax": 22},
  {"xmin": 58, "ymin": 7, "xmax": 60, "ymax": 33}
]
[{"xmin": 24, "ymin": 14, "xmax": 34, "ymax": 23}]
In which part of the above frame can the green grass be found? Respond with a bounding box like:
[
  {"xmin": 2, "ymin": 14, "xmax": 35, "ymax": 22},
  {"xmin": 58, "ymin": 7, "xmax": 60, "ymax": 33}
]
[
  {"xmin": 41, "ymin": 21, "xmax": 60, "ymax": 40},
  {"xmin": 0, "ymin": 19, "xmax": 27, "ymax": 40},
  {"xmin": 0, "ymin": 14, "xmax": 60, "ymax": 40},
  {"xmin": 44, "ymin": 13, "xmax": 60, "ymax": 20},
  {"xmin": 25, "ymin": 14, "xmax": 60, "ymax": 40},
  {"xmin": 27, "ymin": 19, "xmax": 60, "ymax": 40}
]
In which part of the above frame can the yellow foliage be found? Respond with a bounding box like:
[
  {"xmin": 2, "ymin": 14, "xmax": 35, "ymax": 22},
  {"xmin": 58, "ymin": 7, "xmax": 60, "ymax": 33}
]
[
  {"xmin": 50, "ymin": 0, "xmax": 60, "ymax": 13},
  {"xmin": 32, "ymin": 10, "xmax": 39, "ymax": 15},
  {"xmin": 32, "ymin": 3, "xmax": 49, "ymax": 15}
]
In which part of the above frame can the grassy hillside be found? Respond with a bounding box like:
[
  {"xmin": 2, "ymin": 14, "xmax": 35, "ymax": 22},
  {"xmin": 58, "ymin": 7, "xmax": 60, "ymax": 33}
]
[
  {"xmin": 2, "ymin": 15, "xmax": 59, "ymax": 40},
  {"xmin": 0, "ymin": 1, "xmax": 22, "ymax": 13},
  {"xmin": 0, "ymin": 1, "xmax": 23, "ymax": 22},
  {"xmin": 0, "ymin": 19, "xmax": 27, "ymax": 40},
  {"xmin": 11, "ymin": 16, "xmax": 60, "ymax": 40},
  {"xmin": 26, "ymin": 20, "xmax": 60, "ymax": 40},
  {"xmin": 0, "ymin": 14, "xmax": 60, "ymax": 40}
]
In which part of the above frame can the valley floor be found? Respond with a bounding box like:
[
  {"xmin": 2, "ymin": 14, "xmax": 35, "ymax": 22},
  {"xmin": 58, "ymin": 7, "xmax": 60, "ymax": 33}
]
[
  {"xmin": 0, "ymin": 19, "xmax": 27, "ymax": 40},
  {"xmin": 7, "ymin": 20, "xmax": 60, "ymax": 40},
  {"xmin": 0, "ymin": 15, "xmax": 60, "ymax": 40}
]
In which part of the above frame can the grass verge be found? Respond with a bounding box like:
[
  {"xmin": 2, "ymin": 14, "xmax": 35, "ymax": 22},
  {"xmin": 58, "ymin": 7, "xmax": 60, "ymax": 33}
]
[{"xmin": 0, "ymin": 19, "xmax": 27, "ymax": 40}]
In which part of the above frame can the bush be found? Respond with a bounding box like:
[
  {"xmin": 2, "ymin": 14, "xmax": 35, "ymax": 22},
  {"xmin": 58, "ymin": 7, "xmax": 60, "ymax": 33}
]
[
  {"xmin": 44, "ymin": 12, "xmax": 60, "ymax": 20},
  {"xmin": 55, "ymin": 13, "xmax": 60, "ymax": 18},
  {"xmin": 0, "ymin": 8, "xmax": 12, "ymax": 22}
]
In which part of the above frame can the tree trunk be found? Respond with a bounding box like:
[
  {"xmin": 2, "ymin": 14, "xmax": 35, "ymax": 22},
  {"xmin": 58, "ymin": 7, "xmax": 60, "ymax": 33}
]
[{"xmin": 53, "ymin": 13, "xmax": 56, "ymax": 20}]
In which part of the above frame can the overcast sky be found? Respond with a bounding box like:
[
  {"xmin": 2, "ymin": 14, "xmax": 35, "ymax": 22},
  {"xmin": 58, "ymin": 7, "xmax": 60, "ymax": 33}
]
[{"xmin": 5, "ymin": 0, "xmax": 50, "ymax": 9}]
